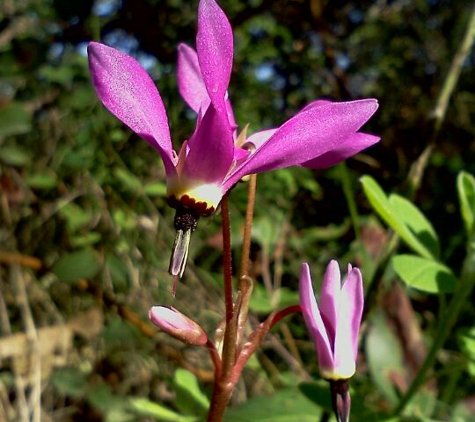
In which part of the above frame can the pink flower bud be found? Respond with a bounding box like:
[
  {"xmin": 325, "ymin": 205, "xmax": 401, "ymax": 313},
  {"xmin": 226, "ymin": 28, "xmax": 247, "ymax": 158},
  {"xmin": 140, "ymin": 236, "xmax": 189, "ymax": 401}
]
[
  {"xmin": 299, "ymin": 260, "xmax": 364, "ymax": 380},
  {"xmin": 149, "ymin": 306, "xmax": 208, "ymax": 346}
]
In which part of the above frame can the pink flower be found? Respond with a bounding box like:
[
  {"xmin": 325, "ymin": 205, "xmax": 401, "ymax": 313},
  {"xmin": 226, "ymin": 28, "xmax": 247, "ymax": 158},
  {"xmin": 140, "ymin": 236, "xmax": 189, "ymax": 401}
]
[
  {"xmin": 299, "ymin": 260, "xmax": 364, "ymax": 380},
  {"xmin": 87, "ymin": 0, "xmax": 379, "ymax": 278},
  {"xmin": 149, "ymin": 306, "xmax": 208, "ymax": 346}
]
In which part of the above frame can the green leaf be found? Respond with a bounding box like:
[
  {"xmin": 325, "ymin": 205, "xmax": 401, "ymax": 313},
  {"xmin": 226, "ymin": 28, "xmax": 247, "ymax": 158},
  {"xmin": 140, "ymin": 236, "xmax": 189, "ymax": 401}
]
[
  {"xmin": 128, "ymin": 398, "xmax": 197, "ymax": 422},
  {"xmin": 25, "ymin": 172, "xmax": 58, "ymax": 189},
  {"xmin": 51, "ymin": 367, "xmax": 88, "ymax": 398},
  {"xmin": 251, "ymin": 213, "xmax": 285, "ymax": 253},
  {"xmin": 451, "ymin": 399, "xmax": 475, "ymax": 422},
  {"xmin": 114, "ymin": 167, "xmax": 143, "ymax": 193},
  {"xmin": 458, "ymin": 327, "xmax": 475, "ymax": 376},
  {"xmin": 86, "ymin": 382, "xmax": 125, "ymax": 413},
  {"xmin": 143, "ymin": 180, "xmax": 167, "ymax": 197},
  {"xmin": 101, "ymin": 316, "xmax": 141, "ymax": 349},
  {"xmin": 249, "ymin": 284, "xmax": 299, "ymax": 314},
  {"xmin": 52, "ymin": 249, "xmax": 101, "ymax": 283},
  {"xmin": 365, "ymin": 310, "xmax": 405, "ymax": 406},
  {"xmin": 39, "ymin": 65, "xmax": 74, "ymax": 86},
  {"xmin": 71, "ymin": 232, "xmax": 102, "ymax": 248},
  {"xmin": 292, "ymin": 220, "xmax": 351, "ymax": 244},
  {"xmin": 0, "ymin": 103, "xmax": 32, "ymax": 137},
  {"xmin": 389, "ymin": 194, "xmax": 439, "ymax": 258},
  {"xmin": 0, "ymin": 145, "xmax": 32, "ymax": 166},
  {"xmin": 225, "ymin": 387, "xmax": 322, "ymax": 422},
  {"xmin": 298, "ymin": 381, "xmax": 332, "ymax": 412},
  {"xmin": 105, "ymin": 254, "xmax": 130, "ymax": 290},
  {"xmin": 59, "ymin": 202, "xmax": 93, "ymax": 233},
  {"xmin": 360, "ymin": 175, "xmax": 433, "ymax": 259},
  {"xmin": 405, "ymin": 389, "xmax": 437, "ymax": 420},
  {"xmin": 392, "ymin": 254, "xmax": 457, "ymax": 293},
  {"xmin": 106, "ymin": 408, "xmax": 135, "ymax": 422},
  {"xmin": 457, "ymin": 171, "xmax": 475, "ymax": 237},
  {"xmin": 112, "ymin": 209, "xmax": 137, "ymax": 231},
  {"xmin": 174, "ymin": 369, "xmax": 209, "ymax": 416}
]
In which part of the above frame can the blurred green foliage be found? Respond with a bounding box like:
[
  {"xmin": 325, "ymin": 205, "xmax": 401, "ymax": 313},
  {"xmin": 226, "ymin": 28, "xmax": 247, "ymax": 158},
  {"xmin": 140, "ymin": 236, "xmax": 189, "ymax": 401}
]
[{"xmin": 1, "ymin": 0, "xmax": 475, "ymax": 421}]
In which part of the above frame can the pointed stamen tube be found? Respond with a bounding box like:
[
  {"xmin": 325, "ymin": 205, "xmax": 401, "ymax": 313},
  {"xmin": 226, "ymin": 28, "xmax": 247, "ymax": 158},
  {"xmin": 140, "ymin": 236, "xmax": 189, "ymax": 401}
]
[
  {"xmin": 169, "ymin": 229, "xmax": 192, "ymax": 278},
  {"xmin": 168, "ymin": 208, "xmax": 200, "ymax": 282}
]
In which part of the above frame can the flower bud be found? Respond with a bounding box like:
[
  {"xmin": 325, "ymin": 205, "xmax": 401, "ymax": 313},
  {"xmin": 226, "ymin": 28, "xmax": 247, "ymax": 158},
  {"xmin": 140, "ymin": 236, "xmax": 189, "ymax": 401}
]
[
  {"xmin": 299, "ymin": 260, "xmax": 364, "ymax": 380},
  {"xmin": 149, "ymin": 306, "xmax": 208, "ymax": 346}
]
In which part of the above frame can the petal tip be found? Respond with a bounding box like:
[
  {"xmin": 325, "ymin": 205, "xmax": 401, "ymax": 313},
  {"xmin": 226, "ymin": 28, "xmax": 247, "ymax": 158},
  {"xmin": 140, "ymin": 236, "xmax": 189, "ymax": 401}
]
[{"xmin": 87, "ymin": 41, "xmax": 107, "ymax": 57}]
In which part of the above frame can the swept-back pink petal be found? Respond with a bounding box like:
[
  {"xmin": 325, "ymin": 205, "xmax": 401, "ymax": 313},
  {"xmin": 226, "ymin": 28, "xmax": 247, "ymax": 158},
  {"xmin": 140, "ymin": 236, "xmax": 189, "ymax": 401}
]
[
  {"xmin": 196, "ymin": 0, "xmax": 233, "ymax": 113},
  {"xmin": 177, "ymin": 43, "xmax": 237, "ymax": 130},
  {"xmin": 87, "ymin": 42, "xmax": 176, "ymax": 176},
  {"xmin": 223, "ymin": 99, "xmax": 378, "ymax": 190},
  {"xmin": 301, "ymin": 133, "xmax": 380, "ymax": 169},
  {"xmin": 177, "ymin": 43, "xmax": 209, "ymax": 113},
  {"xmin": 319, "ymin": 260, "xmax": 341, "ymax": 342},
  {"xmin": 183, "ymin": 104, "xmax": 234, "ymax": 184},
  {"xmin": 299, "ymin": 99, "xmax": 332, "ymax": 112},
  {"xmin": 299, "ymin": 263, "xmax": 334, "ymax": 371}
]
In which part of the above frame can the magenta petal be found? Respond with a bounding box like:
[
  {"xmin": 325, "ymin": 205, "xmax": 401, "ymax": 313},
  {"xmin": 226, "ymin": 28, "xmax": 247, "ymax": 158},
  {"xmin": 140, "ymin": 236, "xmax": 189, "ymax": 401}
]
[
  {"xmin": 225, "ymin": 94, "xmax": 237, "ymax": 133},
  {"xmin": 302, "ymin": 133, "xmax": 380, "ymax": 169},
  {"xmin": 225, "ymin": 99, "xmax": 378, "ymax": 188},
  {"xmin": 340, "ymin": 267, "xmax": 364, "ymax": 360},
  {"xmin": 319, "ymin": 260, "xmax": 341, "ymax": 341},
  {"xmin": 183, "ymin": 104, "xmax": 234, "ymax": 184},
  {"xmin": 177, "ymin": 43, "xmax": 209, "ymax": 113},
  {"xmin": 299, "ymin": 263, "xmax": 335, "ymax": 372},
  {"xmin": 234, "ymin": 147, "xmax": 250, "ymax": 162},
  {"xmin": 299, "ymin": 99, "xmax": 333, "ymax": 112},
  {"xmin": 196, "ymin": 0, "xmax": 233, "ymax": 112},
  {"xmin": 87, "ymin": 42, "xmax": 176, "ymax": 176}
]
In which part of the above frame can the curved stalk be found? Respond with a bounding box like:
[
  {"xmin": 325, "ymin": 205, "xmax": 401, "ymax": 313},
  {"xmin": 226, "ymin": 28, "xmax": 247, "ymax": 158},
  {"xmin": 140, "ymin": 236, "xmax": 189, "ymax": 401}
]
[{"xmin": 239, "ymin": 174, "xmax": 257, "ymax": 280}]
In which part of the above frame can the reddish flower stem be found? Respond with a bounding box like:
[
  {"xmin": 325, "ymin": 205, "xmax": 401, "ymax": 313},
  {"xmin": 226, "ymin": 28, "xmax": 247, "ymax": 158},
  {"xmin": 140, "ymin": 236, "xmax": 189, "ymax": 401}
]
[
  {"xmin": 220, "ymin": 193, "xmax": 234, "ymax": 323},
  {"xmin": 207, "ymin": 382, "xmax": 233, "ymax": 422},
  {"xmin": 207, "ymin": 193, "xmax": 237, "ymax": 422},
  {"xmin": 231, "ymin": 305, "xmax": 302, "ymax": 379},
  {"xmin": 269, "ymin": 304, "xmax": 301, "ymax": 328},
  {"xmin": 220, "ymin": 195, "xmax": 237, "ymax": 379},
  {"xmin": 206, "ymin": 339, "xmax": 222, "ymax": 379},
  {"xmin": 239, "ymin": 174, "xmax": 257, "ymax": 279},
  {"xmin": 207, "ymin": 189, "xmax": 300, "ymax": 422}
]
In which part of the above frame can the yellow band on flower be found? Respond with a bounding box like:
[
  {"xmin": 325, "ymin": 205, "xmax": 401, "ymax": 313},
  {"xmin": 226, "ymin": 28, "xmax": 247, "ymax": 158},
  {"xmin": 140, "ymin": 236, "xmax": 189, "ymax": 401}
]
[{"xmin": 166, "ymin": 182, "xmax": 223, "ymax": 217}]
